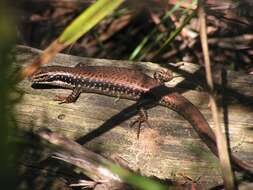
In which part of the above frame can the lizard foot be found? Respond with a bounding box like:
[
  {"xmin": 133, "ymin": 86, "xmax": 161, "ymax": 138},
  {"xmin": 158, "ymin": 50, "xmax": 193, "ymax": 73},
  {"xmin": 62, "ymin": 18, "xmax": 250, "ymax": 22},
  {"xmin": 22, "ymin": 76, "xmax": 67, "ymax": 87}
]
[
  {"xmin": 54, "ymin": 88, "xmax": 81, "ymax": 104},
  {"xmin": 129, "ymin": 108, "xmax": 151, "ymax": 139},
  {"xmin": 154, "ymin": 70, "xmax": 173, "ymax": 83},
  {"xmin": 54, "ymin": 95, "xmax": 71, "ymax": 104}
]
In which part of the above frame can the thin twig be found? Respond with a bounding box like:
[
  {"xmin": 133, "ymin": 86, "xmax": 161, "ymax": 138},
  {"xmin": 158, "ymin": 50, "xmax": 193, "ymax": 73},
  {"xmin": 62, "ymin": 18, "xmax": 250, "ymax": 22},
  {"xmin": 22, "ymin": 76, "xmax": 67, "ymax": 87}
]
[
  {"xmin": 197, "ymin": 1, "xmax": 235, "ymax": 190},
  {"xmin": 36, "ymin": 128, "xmax": 125, "ymax": 189}
]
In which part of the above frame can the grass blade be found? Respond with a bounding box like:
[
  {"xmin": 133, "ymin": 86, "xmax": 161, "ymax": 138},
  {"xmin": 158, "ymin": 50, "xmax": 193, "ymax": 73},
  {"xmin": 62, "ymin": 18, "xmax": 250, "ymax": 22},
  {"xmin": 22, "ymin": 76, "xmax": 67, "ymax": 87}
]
[{"xmin": 59, "ymin": 0, "xmax": 124, "ymax": 45}]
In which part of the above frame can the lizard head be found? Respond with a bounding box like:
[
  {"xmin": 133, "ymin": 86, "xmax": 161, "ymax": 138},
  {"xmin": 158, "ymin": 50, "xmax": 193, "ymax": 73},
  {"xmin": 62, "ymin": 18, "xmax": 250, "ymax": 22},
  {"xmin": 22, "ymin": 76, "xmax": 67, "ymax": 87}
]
[
  {"xmin": 29, "ymin": 66, "xmax": 56, "ymax": 84},
  {"xmin": 29, "ymin": 66, "xmax": 77, "ymax": 88}
]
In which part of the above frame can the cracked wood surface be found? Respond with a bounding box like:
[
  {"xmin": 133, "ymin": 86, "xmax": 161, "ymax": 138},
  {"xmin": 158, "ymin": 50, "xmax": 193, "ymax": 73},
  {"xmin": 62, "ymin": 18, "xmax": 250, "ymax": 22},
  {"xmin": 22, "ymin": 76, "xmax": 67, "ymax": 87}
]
[{"xmin": 15, "ymin": 45, "xmax": 253, "ymax": 189}]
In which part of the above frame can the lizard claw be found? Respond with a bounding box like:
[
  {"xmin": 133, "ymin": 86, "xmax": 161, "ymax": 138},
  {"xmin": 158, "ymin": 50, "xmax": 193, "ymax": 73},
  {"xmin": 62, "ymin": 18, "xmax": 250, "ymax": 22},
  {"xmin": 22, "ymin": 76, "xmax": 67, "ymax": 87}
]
[
  {"xmin": 129, "ymin": 108, "xmax": 151, "ymax": 139},
  {"xmin": 54, "ymin": 95, "xmax": 68, "ymax": 104}
]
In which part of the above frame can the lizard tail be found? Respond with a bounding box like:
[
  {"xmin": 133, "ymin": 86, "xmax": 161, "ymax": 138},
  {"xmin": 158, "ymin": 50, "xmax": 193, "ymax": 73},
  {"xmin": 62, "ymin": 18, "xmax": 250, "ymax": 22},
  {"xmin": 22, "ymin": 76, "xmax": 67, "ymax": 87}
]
[{"xmin": 160, "ymin": 92, "xmax": 253, "ymax": 175}]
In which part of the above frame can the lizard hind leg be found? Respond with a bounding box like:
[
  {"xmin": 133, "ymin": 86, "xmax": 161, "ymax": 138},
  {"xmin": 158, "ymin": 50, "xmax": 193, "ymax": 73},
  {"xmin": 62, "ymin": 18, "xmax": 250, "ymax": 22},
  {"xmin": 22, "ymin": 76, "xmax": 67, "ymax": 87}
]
[
  {"xmin": 129, "ymin": 108, "xmax": 151, "ymax": 139},
  {"xmin": 54, "ymin": 87, "xmax": 81, "ymax": 104},
  {"xmin": 153, "ymin": 70, "xmax": 173, "ymax": 84}
]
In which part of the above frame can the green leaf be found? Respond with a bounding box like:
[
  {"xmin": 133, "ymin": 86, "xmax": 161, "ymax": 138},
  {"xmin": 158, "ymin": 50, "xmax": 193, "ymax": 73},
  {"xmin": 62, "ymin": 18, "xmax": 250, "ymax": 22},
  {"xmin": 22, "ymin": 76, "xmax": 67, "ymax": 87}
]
[
  {"xmin": 59, "ymin": 0, "xmax": 124, "ymax": 45},
  {"xmin": 110, "ymin": 164, "xmax": 167, "ymax": 190},
  {"xmin": 129, "ymin": 0, "xmax": 197, "ymax": 61}
]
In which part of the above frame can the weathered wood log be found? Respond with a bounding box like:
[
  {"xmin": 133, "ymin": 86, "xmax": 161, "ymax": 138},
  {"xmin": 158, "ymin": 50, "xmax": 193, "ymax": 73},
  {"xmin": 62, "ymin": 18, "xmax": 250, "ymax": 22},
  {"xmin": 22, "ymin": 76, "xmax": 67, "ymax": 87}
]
[
  {"xmin": 36, "ymin": 128, "xmax": 131, "ymax": 190},
  {"xmin": 14, "ymin": 45, "xmax": 253, "ymax": 189}
]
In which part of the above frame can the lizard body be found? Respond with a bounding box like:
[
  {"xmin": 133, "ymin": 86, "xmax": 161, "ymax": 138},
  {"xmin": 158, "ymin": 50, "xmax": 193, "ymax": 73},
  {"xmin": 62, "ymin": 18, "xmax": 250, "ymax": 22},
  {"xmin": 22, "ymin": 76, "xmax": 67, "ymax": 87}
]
[{"xmin": 30, "ymin": 63, "xmax": 253, "ymax": 174}]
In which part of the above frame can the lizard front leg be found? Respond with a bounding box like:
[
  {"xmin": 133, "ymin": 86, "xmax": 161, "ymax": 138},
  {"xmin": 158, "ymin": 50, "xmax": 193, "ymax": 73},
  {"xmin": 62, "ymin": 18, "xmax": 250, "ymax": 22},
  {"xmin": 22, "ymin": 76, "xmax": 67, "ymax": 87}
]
[
  {"xmin": 54, "ymin": 87, "xmax": 81, "ymax": 104},
  {"xmin": 130, "ymin": 70, "xmax": 173, "ymax": 138}
]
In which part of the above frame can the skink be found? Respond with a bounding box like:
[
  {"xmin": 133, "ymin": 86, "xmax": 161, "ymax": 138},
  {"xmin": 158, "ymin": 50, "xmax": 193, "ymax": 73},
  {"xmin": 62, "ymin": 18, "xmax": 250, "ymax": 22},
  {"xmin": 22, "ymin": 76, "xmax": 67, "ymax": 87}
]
[{"xmin": 29, "ymin": 63, "xmax": 253, "ymax": 174}]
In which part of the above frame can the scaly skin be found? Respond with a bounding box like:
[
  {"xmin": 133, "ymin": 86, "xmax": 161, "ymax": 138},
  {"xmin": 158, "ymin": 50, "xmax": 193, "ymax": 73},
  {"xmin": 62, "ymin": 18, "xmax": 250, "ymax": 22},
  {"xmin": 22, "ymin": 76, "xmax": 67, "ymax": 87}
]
[{"xmin": 30, "ymin": 64, "xmax": 253, "ymax": 174}]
